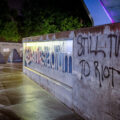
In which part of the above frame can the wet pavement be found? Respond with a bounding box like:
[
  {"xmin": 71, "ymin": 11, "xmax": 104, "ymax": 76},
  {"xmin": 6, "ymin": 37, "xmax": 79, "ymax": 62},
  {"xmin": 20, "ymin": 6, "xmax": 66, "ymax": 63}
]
[{"xmin": 0, "ymin": 63, "xmax": 83, "ymax": 120}]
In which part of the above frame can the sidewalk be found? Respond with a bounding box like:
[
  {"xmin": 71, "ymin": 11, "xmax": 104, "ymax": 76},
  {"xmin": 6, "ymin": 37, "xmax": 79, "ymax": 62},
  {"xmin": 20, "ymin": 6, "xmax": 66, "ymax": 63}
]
[{"xmin": 0, "ymin": 63, "xmax": 84, "ymax": 120}]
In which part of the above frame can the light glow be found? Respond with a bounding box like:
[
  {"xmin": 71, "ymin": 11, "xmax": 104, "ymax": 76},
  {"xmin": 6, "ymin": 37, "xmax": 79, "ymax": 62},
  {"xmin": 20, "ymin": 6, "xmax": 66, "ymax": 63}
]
[
  {"xmin": 24, "ymin": 40, "xmax": 73, "ymax": 54},
  {"xmin": 99, "ymin": 0, "xmax": 114, "ymax": 23},
  {"xmin": 3, "ymin": 48, "xmax": 10, "ymax": 52}
]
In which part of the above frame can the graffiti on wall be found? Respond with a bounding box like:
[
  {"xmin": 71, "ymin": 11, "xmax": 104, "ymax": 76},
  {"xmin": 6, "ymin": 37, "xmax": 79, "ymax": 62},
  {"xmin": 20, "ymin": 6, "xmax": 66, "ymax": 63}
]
[
  {"xmin": 76, "ymin": 33, "xmax": 120, "ymax": 87},
  {"xmin": 24, "ymin": 40, "xmax": 73, "ymax": 73}
]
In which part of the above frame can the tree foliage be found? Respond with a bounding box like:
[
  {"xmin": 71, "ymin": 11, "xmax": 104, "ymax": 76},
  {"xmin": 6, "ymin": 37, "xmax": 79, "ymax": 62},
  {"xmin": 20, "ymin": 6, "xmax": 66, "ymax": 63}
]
[
  {"xmin": 0, "ymin": 0, "xmax": 92, "ymax": 42},
  {"xmin": 0, "ymin": 0, "xmax": 21, "ymax": 42},
  {"xmin": 0, "ymin": 21, "xmax": 20, "ymax": 42},
  {"xmin": 21, "ymin": 0, "xmax": 92, "ymax": 37},
  {"xmin": 60, "ymin": 16, "xmax": 83, "ymax": 31}
]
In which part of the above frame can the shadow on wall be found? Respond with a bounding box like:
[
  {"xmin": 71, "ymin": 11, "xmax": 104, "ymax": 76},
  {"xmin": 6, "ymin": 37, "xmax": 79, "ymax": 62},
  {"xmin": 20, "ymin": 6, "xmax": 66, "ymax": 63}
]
[
  {"xmin": 0, "ymin": 49, "xmax": 22, "ymax": 64},
  {"xmin": 0, "ymin": 52, "xmax": 5, "ymax": 64}
]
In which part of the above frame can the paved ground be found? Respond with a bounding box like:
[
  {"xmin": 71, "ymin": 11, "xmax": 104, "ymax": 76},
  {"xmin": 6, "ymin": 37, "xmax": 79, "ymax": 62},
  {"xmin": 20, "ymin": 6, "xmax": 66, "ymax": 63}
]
[{"xmin": 0, "ymin": 63, "xmax": 83, "ymax": 120}]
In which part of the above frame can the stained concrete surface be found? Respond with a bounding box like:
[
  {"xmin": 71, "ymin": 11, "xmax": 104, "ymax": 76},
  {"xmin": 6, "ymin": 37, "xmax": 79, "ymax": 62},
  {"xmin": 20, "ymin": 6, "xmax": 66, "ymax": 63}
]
[{"xmin": 0, "ymin": 63, "xmax": 83, "ymax": 120}]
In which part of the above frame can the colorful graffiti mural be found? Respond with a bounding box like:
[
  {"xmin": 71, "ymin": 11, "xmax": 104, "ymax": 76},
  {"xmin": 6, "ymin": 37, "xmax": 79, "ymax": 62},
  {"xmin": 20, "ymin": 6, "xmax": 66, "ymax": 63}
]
[{"xmin": 23, "ymin": 40, "xmax": 73, "ymax": 73}]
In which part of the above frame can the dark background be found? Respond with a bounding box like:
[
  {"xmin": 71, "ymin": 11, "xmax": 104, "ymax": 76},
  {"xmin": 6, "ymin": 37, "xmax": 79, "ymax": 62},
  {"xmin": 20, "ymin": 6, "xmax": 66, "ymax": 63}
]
[{"xmin": 0, "ymin": 0, "xmax": 92, "ymax": 42}]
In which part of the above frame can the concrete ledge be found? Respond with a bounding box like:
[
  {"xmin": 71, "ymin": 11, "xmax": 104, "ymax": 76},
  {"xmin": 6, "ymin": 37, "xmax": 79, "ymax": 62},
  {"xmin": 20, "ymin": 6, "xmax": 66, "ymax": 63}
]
[
  {"xmin": 26, "ymin": 63, "xmax": 74, "ymax": 88},
  {"xmin": 23, "ymin": 66, "xmax": 73, "ymax": 108}
]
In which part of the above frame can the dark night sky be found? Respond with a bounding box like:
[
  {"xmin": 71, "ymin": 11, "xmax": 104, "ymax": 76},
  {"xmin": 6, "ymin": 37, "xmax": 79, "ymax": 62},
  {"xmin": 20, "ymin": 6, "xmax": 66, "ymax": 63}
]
[
  {"xmin": 7, "ymin": 0, "xmax": 86, "ymax": 12},
  {"xmin": 8, "ymin": 0, "xmax": 24, "ymax": 14},
  {"xmin": 8, "ymin": 0, "xmax": 23, "ymax": 9},
  {"xmin": 7, "ymin": 0, "xmax": 90, "ymax": 20}
]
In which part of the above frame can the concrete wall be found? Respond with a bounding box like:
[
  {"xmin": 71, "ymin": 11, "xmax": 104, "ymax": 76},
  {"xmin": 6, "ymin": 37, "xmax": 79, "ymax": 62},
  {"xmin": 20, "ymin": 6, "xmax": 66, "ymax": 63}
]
[
  {"xmin": 0, "ymin": 42, "xmax": 22, "ymax": 62},
  {"xmin": 23, "ymin": 31, "xmax": 75, "ymax": 108},
  {"xmin": 73, "ymin": 23, "xmax": 120, "ymax": 120},
  {"xmin": 23, "ymin": 23, "xmax": 120, "ymax": 120}
]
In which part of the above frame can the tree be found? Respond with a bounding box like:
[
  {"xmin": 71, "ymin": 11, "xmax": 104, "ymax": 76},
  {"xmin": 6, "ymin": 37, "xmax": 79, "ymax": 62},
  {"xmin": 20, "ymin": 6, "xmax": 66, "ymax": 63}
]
[
  {"xmin": 60, "ymin": 16, "xmax": 83, "ymax": 31},
  {"xmin": 0, "ymin": 0, "xmax": 10, "ymax": 31},
  {"xmin": 0, "ymin": 21, "xmax": 21, "ymax": 42},
  {"xmin": 0, "ymin": 0, "xmax": 92, "ymax": 42},
  {"xmin": 0, "ymin": 0, "xmax": 22, "ymax": 42},
  {"xmin": 21, "ymin": 0, "xmax": 92, "ymax": 37}
]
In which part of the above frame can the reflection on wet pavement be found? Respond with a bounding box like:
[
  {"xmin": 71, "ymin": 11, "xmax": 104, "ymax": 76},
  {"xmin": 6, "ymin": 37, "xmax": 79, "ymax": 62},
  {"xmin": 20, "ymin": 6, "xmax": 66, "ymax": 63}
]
[{"xmin": 0, "ymin": 63, "xmax": 83, "ymax": 120}]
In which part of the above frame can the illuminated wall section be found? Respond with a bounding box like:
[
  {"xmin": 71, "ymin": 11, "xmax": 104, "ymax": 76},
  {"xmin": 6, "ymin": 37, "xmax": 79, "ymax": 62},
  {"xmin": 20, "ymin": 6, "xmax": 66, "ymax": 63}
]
[{"xmin": 23, "ymin": 40, "xmax": 73, "ymax": 73}]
